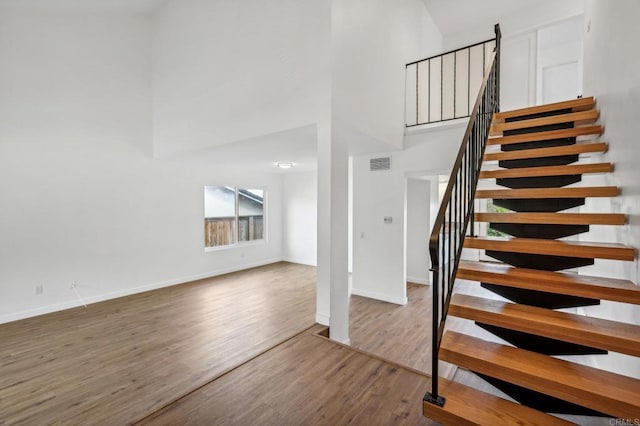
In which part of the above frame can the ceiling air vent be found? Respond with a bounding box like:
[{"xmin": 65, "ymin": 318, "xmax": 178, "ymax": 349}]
[{"xmin": 370, "ymin": 157, "xmax": 391, "ymax": 171}]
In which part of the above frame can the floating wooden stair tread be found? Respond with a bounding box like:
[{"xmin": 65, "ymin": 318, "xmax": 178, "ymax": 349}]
[
  {"xmin": 480, "ymin": 162, "xmax": 612, "ymax": 179},
  {"xmin": 464, "ymin": 236, "xmax": 635, "ymax": 261},
  {"xmin": 490, "ymin": 110, "xmax": 599, "ymax": 135},
  {"xmin": 487, "ymin": 125, "xmax": 603, "ymax": 146},
  {"xmin": 457, "ymin": 260, "xmax": 640, "ymax": 305},
  {"xmin": 450, "ymin": 293, "xmax": 640, "ymax": 357},
  {"xmin": 475, "ymin": 186, "xmax": 618, "ymax": 199},
  {"xmin": 422, "ymin": 378, "xmax": 572, "ymax": 426},
  {"xmin": 493, "ymin": 97, "xmax": 595, "ymax": 122},
  {"xmin": 474, "ymin": 212, "xmax": 626, "ymax": 225},
  {"xmin": 484, "ymin": 142, "xmax": 608, "ymax": 162},
  {"xmin": 439, "ymin": 331, "xmax": 640, "ymax": 418}
]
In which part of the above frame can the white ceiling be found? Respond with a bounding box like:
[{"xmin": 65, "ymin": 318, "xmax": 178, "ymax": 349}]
[
  {"xmin": 422, "ymin": 0, "xmax": 555, "ymax": 36},
  {"xmin": 0, "ymin": 0, "xmax": 168, "ymax": 14},
  {"xmin": 165, "ymin": 124, "xmax": 318, "ymax": 174}
]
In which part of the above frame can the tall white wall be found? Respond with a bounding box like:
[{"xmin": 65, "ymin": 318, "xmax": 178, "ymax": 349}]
[
  {"xmin": 332, "ymin": 0, "xmax": 442, "ymax": 151},
  {"xmin": 442, "ymin": 0, "xmax": 585, "ymax": 51},
  {"xmin": 282, "ymin": 172, "xmax": 318, "ymax": 266},
  {"xmin": 351, "ymin": 124, "xmax": 465, "ymax": 304},
  {"xmin": 151, "ymin": 0, "xmax": 331, "ymax": 157},
  {"xmin": 440, "ymin": 1, "xmax": 584, "ymax": 112},
  {"xmin": 0, "ymin": 11, "xmax": 284, "ymax": 324},
  {"xmin": 406, "ymin": 179, "xmax": 431, "ymax": 285},
  {"xmin": 578, "ymin": 0, "xmax": 640, "ymax": 378}
]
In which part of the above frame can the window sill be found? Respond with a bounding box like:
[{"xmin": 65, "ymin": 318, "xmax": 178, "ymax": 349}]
[{"xmin": 204, "ymin": 240, "xmax": 267, "ymax": 253}]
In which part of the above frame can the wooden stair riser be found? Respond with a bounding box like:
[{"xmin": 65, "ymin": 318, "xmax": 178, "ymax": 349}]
[
  {"xmin": 456, "ymin": 261, "xmax": 640, "ymax": 305},
  {"xmin": 450, "ymin": 294, "xmax": 640, "ymax": 357},
  {"xmin": 484, "ymin": 251, "xmax": 593, "ymax": 271},
  {"xmin": 493, "ymin": 97, "xmax": 596, "ymax": 122},
  {"xmin": 487, "ymin": 125, "xmax": 603, "ymax": 146},
  {"xmin": 475, "ymin": 213, "xmax": 626, "ymax": 225},
  {"xmin": 480, "ymin": 283, "xmax": 599, "ymax": 309},
  {"xmin": 493, "ymin": 198, "xmax": 585, "ymax": 213},
  {"xmin": 464, "ymin": 237, "xmax": 635, "ymax": 261},
  {"xmin": 484, "ymin": 142, "xmax": 608, "ymax": 162},
  {"xmin": 422, "ymin": 379, "xmax": 573, "ymax": 426},
  {"xmin": 487, "ymin": 223, "xmax": 589, "ymax": 239},
  {"xmin": 480, "ymin": 163, "xmax": 613, "ymax": 179},
  {"xmin": 477, "ymin": 213, "xmax": 626, "ymax": 240},
  {"xmin": 476, "ymin": 186, "xmax": 618, "ymax": 199},
  {"xmin": 439, "ymin": 332, "xmax": 640, "ymax": 418},
  {"xmin": 490, "ymin": 110, "xmax": 599, "ymax": 135}
]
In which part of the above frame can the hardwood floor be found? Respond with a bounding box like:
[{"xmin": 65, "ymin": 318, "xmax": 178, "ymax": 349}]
[
  {"xmin": 140, "ymin": 325, "xmax": 436, "ymax": 425},
  {"xmin": 0, "ymin": 262, "xmax": 316, "ymax": 425},
  {"xmin": 349, "ymin": 280, "xmax": 505, "ymax": 376},
  {"xmin": 8, "ymin": 261, "xmax": 598, "ymax": 425},
  {"xmin": 349, "ymin": 283, "xmax": 432, "ymax": 374}
]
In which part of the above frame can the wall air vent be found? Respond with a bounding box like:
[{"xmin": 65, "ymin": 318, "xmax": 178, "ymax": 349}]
[{"xmin": 370, "ymin": 157, "xmax": 391, "ymax": 171}]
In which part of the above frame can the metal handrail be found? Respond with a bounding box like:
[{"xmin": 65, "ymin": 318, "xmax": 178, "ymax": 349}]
[{"xmin": 424, "ymin": 23, "xmax": 501, "ymax": 407}]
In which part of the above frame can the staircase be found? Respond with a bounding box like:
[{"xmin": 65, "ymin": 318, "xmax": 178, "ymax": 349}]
[{"xmin": 424, "ymin": 97, "xmax": 640, "ymax": 424}]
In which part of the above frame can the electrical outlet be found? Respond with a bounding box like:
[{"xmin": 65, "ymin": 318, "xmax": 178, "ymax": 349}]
[{"xmin": 35, "ymin": 285, "xmax": 43, "ymax": 295}]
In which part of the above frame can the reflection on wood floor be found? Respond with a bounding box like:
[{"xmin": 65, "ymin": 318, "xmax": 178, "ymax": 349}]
[
  {"xmin": 350, "ymin": 283, "xmax": 432, "ymax": 374},
  {"xmin": 141, "ymin": 325, "xmax": 436, "ymax": 425},
  {"xmin": 0, "ymin": 262, "xmax": 316, "ymax": 424},
  {"xmin": 4, "ymin": 261, "xmax": 603, "ymax": 425}
]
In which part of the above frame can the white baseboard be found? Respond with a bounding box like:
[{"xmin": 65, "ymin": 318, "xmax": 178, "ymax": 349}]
[
  {"xmin": 283, "ymin": 257, "xmax": 317, "ymax": 267},
  {"xmin": 350, "ymin": 287, "xmax": 407, "ymax": 305},
  {"xmin": 332, "ymin": 337, "xmax": 351, "ymax": 346},
  {"xmin": 407, "ymin": 276, "xmax": 430, "ymax": 285},
  {"xmin": 316, "ymin": 312, "xmax": 330, "ymax": 326},
  {"xmin": 0, "ymin": 257, "xmax": 284, "ymax": 325}
]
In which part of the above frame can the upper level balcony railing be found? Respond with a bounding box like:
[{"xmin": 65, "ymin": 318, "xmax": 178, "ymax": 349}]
[{"xmin": 405, "ymin": 38, "xmax": 497, "ymax": 127}]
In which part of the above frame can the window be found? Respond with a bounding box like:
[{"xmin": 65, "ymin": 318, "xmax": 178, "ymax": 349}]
[
  {"xmin": 486, "ymin": 199, "xmax": 509, "ymax": 238},
  {"xmin": 204, "ymin": 186, "xmax": 265, "ymax": 249}
]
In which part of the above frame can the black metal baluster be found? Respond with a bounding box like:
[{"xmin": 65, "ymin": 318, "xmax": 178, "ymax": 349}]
[
  {"xmin": 416, "ymin": 62, "xmax": 419, "ymax": 126},
  {"xmin": 428, "ymin": 59, "xmax": 431, "ymax": 123},
  {"xmin": 454, "ymin": 51, "xmax": 457, "ymax": 118},
  {"xmin": 468, "ymin": 48, "xmax": 471, "ymax": 116},
  {"xmin": 440, "ymin": 57, "xmax": 443, "ymax": 121}
]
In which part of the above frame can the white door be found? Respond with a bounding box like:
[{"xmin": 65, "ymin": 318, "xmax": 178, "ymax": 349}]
[{"xmin": 536, "ymin": 15, "xmax": 584, "ymax": 104}]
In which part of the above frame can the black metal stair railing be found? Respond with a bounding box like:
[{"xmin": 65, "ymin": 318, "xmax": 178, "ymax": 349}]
[
  {"xmin": 424, "ymin": 24, "xmax": 501, "ymax": 407},
  {"xmin": 406, "ymin": 32, "xmax": 497, "ymax": 126}
]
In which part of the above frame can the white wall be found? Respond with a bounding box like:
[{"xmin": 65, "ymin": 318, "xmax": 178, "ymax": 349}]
[
  {"xmin": 440, "ymin": 1, "xmax": 584, "ymax": 111},
  {"xmin": 442, "ymin": 0, "xmax": 585, "ymax": 51},
  {"xmin": 406, "ymin": 179, "xmax": 431, "ymax": 285},
  {"xmin": 536, "ymin": 15, "xmax": 584, "ymax": 104},
  {"xmin": 332, "ymin": 0, "xmax": 443, "ymax": 151},
  {"xmin": 0, "ymin": 11, "xmax": 284, "ymax": 324},
  {"xmin": 151, "ymin": 0, "xmax": 331, "ymax": 157},
  {"xmin": 351, "ymin": 124, "xmax": 466, "ymax": 304},
  {"xmin": 282, "ymin": 172, "xmax": 317, "ymax": 266},
  {"xmin": 578, "ymin": 0, "xmax": 640, "ymax": 378}
]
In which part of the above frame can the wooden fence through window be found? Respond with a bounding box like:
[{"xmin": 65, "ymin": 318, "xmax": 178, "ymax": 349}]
[{"xmin": 204, "ymin": 216, "xmax": 264, "ymax": 247}]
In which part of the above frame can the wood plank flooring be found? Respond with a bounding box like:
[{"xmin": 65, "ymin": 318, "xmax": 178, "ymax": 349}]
[
  {"xmin": 349, "ymin": 283, "xmax": 432, "ymax": 374},
  {"xmin": 0, "ymin": 262, "xmax": 316, "ymax": 425},
  {"xmin": 8, "ymin": 261, "xmax": 612, "ymax": 424},
  {"xmin": 139, "ymin": 325, "xmax": 436, "ymax": 426}
]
